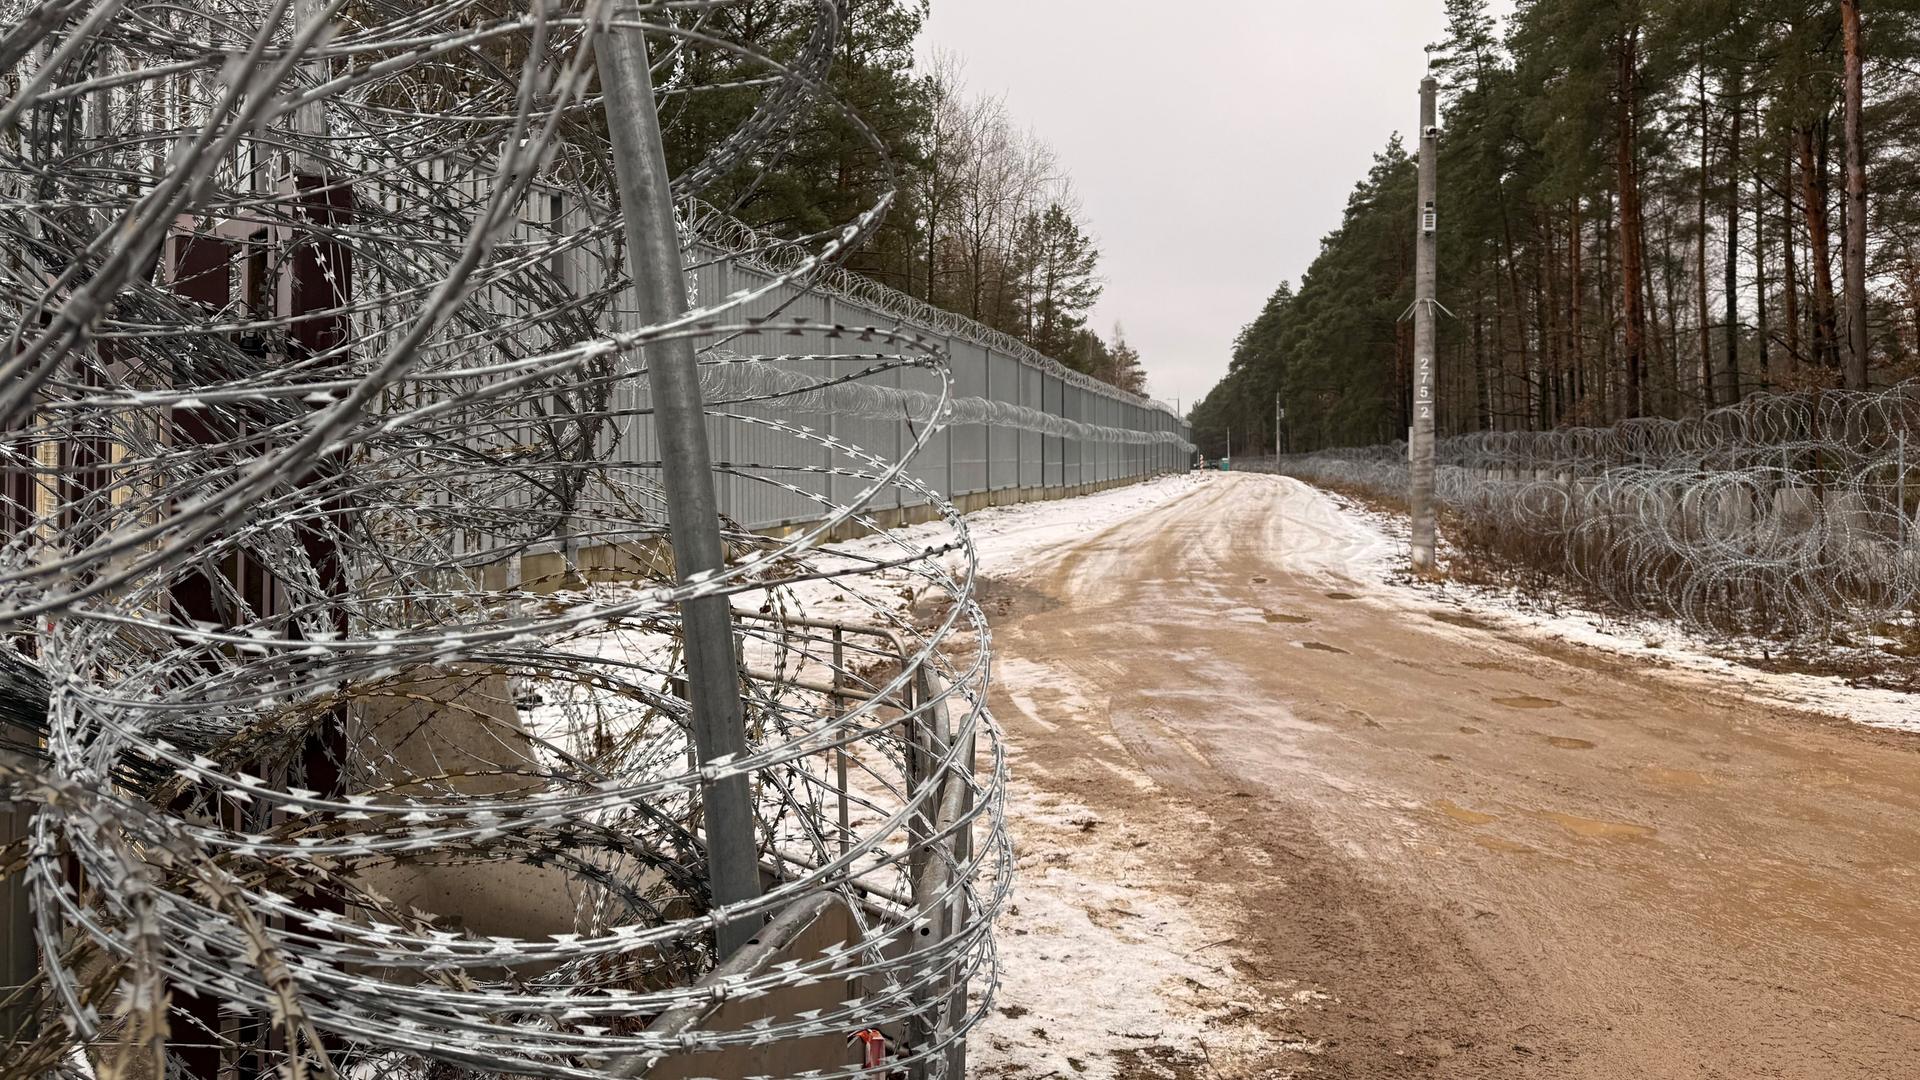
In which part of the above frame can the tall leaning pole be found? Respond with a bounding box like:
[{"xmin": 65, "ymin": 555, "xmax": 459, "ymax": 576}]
[
  {"xmin": 594, "ymin": 2, "xmax": 763, "ymax": 957},
  {"xmin": 1410, "ymin": 76, "xmax": 1440, "ymax": 573}
]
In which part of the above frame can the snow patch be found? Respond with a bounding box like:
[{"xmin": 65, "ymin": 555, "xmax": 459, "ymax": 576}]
[{"xmin": 1272, "ymin": 476, "xmax": 1920, "ymax": 736}]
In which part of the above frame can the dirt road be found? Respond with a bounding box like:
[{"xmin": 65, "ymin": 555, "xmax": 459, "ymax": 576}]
[{"xmin": 980, "ymin": 472, "xmax": 1920, "ymax": 1079}]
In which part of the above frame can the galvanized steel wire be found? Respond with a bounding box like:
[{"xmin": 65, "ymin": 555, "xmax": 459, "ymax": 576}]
[
  {"xmin": 1277, "ymin": 383, "xmax": 1920, "ymax": 640},
  {"xmin": 0, "ymin": 2, "xmax": 1020, "ymax": 1077}
]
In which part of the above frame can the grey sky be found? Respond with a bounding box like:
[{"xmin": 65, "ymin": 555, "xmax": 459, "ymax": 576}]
[{"xmin": 921, "ymin": 0, "xmax": 1516, "ymax": 414}]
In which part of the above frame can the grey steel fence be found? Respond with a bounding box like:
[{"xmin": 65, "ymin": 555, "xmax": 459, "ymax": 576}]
[
  {"xmin": 513, "ymin": 204, "xmax": 1193, "ymax": 544},
  {"xmin": 0, "ymin": 5, "xmax": 1184, "ymax": 1077}
]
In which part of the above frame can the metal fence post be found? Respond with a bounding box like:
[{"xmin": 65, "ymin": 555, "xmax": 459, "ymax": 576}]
[
  {"xmin": 945, "ymin": 335, "xmax": 957, "ymax": 502},
  {"xmin": 831, "ymin": 628, "xmax": 849, "ymax": 859},
  {"xmin": 594, "ymin": 4, "xmax": 761, "ymax": 957},
  {"xmin": 983, "ymin": 346, "xmax": 992, "ymax": 495}
]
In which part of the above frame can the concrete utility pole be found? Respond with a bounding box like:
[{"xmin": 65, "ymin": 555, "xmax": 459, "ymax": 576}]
[
  {"xmin": 1274, "ymin": 393, "xmax": 1282, "ymax": 459},
  {"xmin": 595, "ymin": 4, "xmax": 762, "ymax": 957},
  {"xmin": 1410, "ymin": 76, "xmax": 1440, "ymax": 573}
]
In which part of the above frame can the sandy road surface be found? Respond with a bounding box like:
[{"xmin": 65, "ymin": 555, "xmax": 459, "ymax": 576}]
[{"xmin": 980, "ymin": 472, "xmax": 1920, "ymax": 1079}]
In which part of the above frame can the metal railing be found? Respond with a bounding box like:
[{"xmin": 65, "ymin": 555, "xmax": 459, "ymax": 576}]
[{"xmin": 648, "ymin": 612, "xmax": 991, "ymax": 1080}]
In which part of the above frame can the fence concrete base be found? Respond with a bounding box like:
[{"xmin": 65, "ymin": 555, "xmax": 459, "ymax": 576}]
[
  {"xmin": 350, "ymin": 666, "xmax": 589, "ymax": 942},
  {"xmin": 642, "ymin": 897, "xmax": 864, "ymax": 1079},
  {"xmin": 477, "ymin": 471, "xmax": 1181, "ymax": 594},
  {"xmin": 763, "ymin": 470, "xmax": 1177, "ymax": 543}
]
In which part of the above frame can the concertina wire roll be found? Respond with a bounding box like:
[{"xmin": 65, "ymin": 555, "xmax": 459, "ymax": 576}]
[
  {"xmin": 0, "ymin": 0, "xmax": 1150, "ymax": 1076},
  {"xmin": 1278, "ymin": 382, "xmax": 1920, "ymax": 641}
]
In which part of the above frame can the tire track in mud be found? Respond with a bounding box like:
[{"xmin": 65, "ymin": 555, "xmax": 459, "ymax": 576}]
[{"xmin": 978, "ymin": 472, "xmax": 1920, "ymax": 1079}]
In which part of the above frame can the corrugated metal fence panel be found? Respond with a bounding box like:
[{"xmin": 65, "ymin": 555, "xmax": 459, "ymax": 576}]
[
  {"xmin": 825, "ymin": 294, "xmax": 910, "ymax": 517},
  {"xmin": 899, "ymin": 353, "xmax": 946, "ymax": 510},
  {"xmin": 717, "ymin": 259, "xmax": 835, "ymax": 531},
  {"xmin": 1052, "ymin": 372, "xmax": 1067, "ymax": 486},
  {"xmin": 1019, "ymin": 364, "xmax": 1043, "ymax": 490},
  {"xmin": 988, "ymin": 351, "xmax": 1021, "ymax": 490},
  {"xmin": 1121, "ymin": 402, "xmax": 1136, "ymax": 479},
  {"xmin": 1106, "ymin": 395, "xmax": 1120, "ymax": 482},
  {"xmin": 1090, "ymin": 390, "xmax": 1108, "ymax": 485},
  {"xmin": 1094, "ymin": 394, "xmax": 1109, "ymax": 484},
  {"xmin": 1062, "ymin": 383, "xmax": 1083, "ymax": 490},
  {"xmin": 779, "ymin": 288, "xmax": 849, "ymax": 526},
  {"xmin": 1108, "ymin": 395, "xmax": 1121, "ymax": 480},
  {"xmin": 947, "ymin": 337, "xmax": 990, "ymax": 498}
]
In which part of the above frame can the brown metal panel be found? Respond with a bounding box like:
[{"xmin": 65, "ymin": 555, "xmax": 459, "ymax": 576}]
[
  {"xmin": 288, "ymin": 177, "xmax": 354, "ymax": 359},
  {"xmin": 165, "ymin": 233, "xmax": 234, "ymax": 309}
]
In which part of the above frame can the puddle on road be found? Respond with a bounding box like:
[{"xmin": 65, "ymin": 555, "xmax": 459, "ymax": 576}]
[
  {"xmin": 1464, "ymin": 659, "xmax": 1520, "ymax": 672},
  {"xmin": 1324, "ymin": 591, "xmax": 1360, "ymax": 601},
  {"xmin": 1263, "ymin": 612, "xmax": 1313, "ymax": 625},
  {"xmin": 1457, "ymin": 725, "xmax": 1484, "ymax": 735},
  {"xmin": 1436, "ymin": 800, "xmax": 1499, "ymax": 825},
  {"xmin": 1546, "ymin": 736, "xmax": 1597, "ymax": 750},
  {"xmin": 1540, "ymin": 811, "xmax": 1656, "ymax": 840},
  {"xmin": 1431, "ymin": 610, "xmax": 1495, "ymax": 630},
  {"xmin": 1644, "ymin": 767, "xmax": 1711, "ymax": 787},
  {"xmin": 1493, "ymin": 695, "xmax": 1563, "ymax": 710},
  {"xmin": 1302, "ymin": 642, "xmax": 1349, "ymax": 654},
  {"xmin": 1251, "ymin": 576, "xmax": 1270, "ymax": 584}
]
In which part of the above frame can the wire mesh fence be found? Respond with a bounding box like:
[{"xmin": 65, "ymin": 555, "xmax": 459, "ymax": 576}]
[
  {"xmin": 1275, "ymin": 383, "xmax": 1920, "ymax": 641},
  {"xmin": 0, "ymin": 2, "xmax": 1184, "ymax": 1077}
]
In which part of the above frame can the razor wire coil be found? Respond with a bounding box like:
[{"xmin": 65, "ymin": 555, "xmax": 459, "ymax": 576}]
[
  {"xmin": 0, "ymin": 2, "xmax": 1036, "ymax": 1077},
  {"xmin": 1275, "ymin": 382, "xmax": 1920, "ymax": 641}
]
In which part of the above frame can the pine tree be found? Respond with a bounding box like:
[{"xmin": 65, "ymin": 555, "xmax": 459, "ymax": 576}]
[
  {"xmin": 660, "ymin": 0, "xmax": 933, "ymax": 287},
  {"xmin": 1197, "ymin": 0, "xmax": 1920, "ymax": 444},
  {"xmin": 1013, "ymin": 202, "xmax": 1104, "ymax": 360},
  {"xmin": 1107, "ymin": 324, "xmax": 1149, "ymax": 395}
]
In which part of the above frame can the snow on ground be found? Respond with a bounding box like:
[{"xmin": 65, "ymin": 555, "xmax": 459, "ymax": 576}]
[
  {"xmin": 724, "ymin": 473, "xmax": 1213, "ymax": 664},
  {"xmin": 966, "ymin": 641, "xmax": 1318, "ymax": 1080},
  {"xmin": 747, "ymin": 472, "xmax": 1290, "ymax": 1080},
  {"xmin": 1266, "ymin": 475, "xmax": 1920, "ymax": 736},
  {"xmin": 969, "ymin": 753, "xmax": 1316, "ymax": 1080},
  {"xmin": 707, "ymin": 467, "xmax": 1920, "ymax": 1077},
  {"xmin": 789, "ymin": 473, "xmax": 1212, "ymax": 613},
  {"xmin": 949, "ymin": 474, "xmax": 1213, "ymax": 570}
]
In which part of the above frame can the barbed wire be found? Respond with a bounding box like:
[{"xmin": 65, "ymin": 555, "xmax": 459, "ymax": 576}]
[
  {"xmin": 687, "ymin": 205, "xmax": 1188, "ymax": 423},
  {"xmin": 699, "ymin": 355, "xmax": 1191, "ymax": 447},
  {"xmin": 1276, "ymin": 382, "xmax": 1920, "ymax": 641},
  {"xmin": 0, "ymin": 2, "xmax": 1015, "ymax": 1078}
]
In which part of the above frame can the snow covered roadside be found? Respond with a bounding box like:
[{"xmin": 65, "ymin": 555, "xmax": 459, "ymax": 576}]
[
  {"xmin": 968, "ymin": 759, "xmax": 1319, "ymax": 1080},
  {"xmin": 725, "ymin": 475, "xmax": 1206, "ymax": 622},
  {"xmin": 932, "ymin": 473, "xmax": 1315, "ymax": 1080},
  {"xmin": 1268, "ymin": 475, "xmax": 1920, "ymax": 736},
  {"xmin": 758, "ymin": 472, "xmax": 1287, "ymax": 1080},
  {"xmin": 816, "ymin": 472, "xmax": 1212, "ymax": 601}
]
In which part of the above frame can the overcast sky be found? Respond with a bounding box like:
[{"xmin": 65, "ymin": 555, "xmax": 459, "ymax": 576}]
[{"xmin": 920, "ymin": 0, "xmax": 1516, "ymax": 414}]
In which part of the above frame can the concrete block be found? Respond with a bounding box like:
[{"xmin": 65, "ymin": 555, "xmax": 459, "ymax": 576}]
[{"xmin": 351, "ymin": 666, "xmax": 583, "ymax": 940}]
